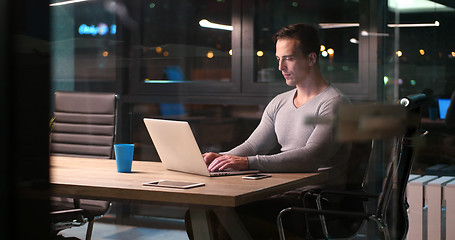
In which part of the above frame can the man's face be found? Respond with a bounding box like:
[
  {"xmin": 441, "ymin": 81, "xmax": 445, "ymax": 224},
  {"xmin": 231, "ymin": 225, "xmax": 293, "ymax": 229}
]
[{"xmin": 275, "ymin": 38, "xmax": 312, "ymax": 86}]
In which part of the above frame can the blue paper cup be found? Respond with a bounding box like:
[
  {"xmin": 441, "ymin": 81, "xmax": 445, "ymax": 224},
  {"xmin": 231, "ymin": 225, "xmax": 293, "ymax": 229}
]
[{"xmin": 114, "ymin": 144, "xmax": 134, "ymax": 173}]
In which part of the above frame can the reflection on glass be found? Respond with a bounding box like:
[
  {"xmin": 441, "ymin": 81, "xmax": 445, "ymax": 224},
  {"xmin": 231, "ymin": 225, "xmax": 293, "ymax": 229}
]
[
  {"xmin": 254, "ymin": 0, "xmax": 359, "ymax": 84},
  {"xmin": 385, "ymin": 0, "xmax": 455, "ymax": 196},
  {"xmin": 141, "ymin": 0, "xmax": 232, "ymax": 83},
  {"xmin": 51, "ymin": 0, "xmax": 117, "ymax": 92},
  {"xmin": 384, "ymin": 1, "xmax": 455, "ymax": 102}
]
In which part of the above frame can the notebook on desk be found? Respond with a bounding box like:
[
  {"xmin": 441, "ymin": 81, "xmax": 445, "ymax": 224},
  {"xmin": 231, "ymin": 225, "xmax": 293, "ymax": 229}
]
[{"xmin": 143, "ymin": 118, "xmax": 259, "ymax": 177}]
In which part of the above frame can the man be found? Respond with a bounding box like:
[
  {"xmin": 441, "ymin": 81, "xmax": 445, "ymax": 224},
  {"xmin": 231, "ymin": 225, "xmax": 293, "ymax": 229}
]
[
  {"xmin": 205, "ymin": 23, "xmax": 350, "ymax": 189},
  {"xmin": 187, "ymin": 23, "xmax": 351, "ymax": 239}
]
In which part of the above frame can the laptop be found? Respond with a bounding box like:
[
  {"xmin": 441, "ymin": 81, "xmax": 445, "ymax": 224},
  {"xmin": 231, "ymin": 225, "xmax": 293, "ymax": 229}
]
[{"xmin": 143, "ymin": 118, "xmax": 259, "ymax": 177}]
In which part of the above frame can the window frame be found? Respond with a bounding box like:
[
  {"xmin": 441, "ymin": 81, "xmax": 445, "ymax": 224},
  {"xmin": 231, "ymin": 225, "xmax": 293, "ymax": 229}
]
[{"xmin": 125, "ymin": 0, "xmax": 380, "ymax": 102}]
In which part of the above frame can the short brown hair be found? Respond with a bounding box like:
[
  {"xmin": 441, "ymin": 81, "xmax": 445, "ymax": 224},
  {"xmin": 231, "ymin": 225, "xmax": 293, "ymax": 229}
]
[{"xmin": 273, "ymin": 23, "xmax": 320, "ymax": 59}]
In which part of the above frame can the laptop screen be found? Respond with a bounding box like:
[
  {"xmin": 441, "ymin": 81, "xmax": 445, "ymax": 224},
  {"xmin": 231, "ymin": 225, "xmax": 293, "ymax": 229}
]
[{"xmin": 438, "ymin": 98, "xmax": 451, "ymax": 119}]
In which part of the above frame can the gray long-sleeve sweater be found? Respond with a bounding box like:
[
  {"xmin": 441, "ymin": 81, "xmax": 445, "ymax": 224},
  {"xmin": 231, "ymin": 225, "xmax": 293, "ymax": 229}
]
[{"xmin": 225, "ymin": 85, "xmax": 351, "ymax": 188}]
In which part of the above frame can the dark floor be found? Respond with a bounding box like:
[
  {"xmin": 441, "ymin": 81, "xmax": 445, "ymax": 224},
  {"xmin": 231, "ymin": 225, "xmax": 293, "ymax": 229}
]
[
  {"xmin": 55, "ymin": 203, "xmax": 373, "ymax": 240},
  {"xmin": 57, "ymin": 203, "xmax": 190, "ymax": 240},
  {"xmin": 58, "ymin": 221, "xmax": 189, "ymax": 240}
]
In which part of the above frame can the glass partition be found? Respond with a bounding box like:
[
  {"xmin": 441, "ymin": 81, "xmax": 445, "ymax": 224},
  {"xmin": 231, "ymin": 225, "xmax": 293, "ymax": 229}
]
[{"xmin": 46, "ymin": 0, "xmax": 455, "ymax": 236}]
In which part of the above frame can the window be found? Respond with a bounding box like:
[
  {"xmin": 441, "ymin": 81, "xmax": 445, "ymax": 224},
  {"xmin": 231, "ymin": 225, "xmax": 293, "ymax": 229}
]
[
  {"xmin": 253, "ymin": 0, "xmax": 359, "ymax": 84},
  {"xmin": 385, "ymin": 1, "xmax": 455, "ymax": 101},
  {"xmin": 141, "ymin": 0, "xmax": 232, "ymax": 83},
  {"xmin": 51, "ymin": 0, "xmax": 117, "ymax": 92},
  {"xmin": 241, "ymin": 0, "xmax": 374, "ymax": 99},
  {"xmin": 129, "ymin": 0, "xmax": 241, "ymax": 94},
  {"xmin": 386, "ymin": 0, "xmax": 455, "ymax": 176}
]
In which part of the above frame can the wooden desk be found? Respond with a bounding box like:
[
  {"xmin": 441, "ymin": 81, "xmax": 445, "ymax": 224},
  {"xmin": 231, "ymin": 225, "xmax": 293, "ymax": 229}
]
[{"xmin": 50, "ymin": 156, "xmax": 324, "ymax": 239}]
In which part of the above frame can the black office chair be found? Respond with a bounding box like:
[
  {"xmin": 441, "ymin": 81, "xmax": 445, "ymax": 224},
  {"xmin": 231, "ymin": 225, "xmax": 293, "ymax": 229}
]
[
  {"xmin": 277, "ymin": 94, "xmax": 427, "ymax": 240},
  {"xmin": 50, "ymin": 91, "xmax": 117, "ymax": 240},
  {"xmin": 295, "ymin": 140, "xmax": 374, "ymax": 239}
]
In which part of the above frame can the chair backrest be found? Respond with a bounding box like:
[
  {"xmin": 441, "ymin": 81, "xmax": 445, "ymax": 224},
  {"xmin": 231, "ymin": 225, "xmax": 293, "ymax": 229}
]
[
  {"xmin": 345, "ymin": 140, "xmax": 373, "ymax": 191},
  {"xmin": 376, "ymin": 98, "xmax": 425, "ymax": 240},
  {"xmin": 50, "ymin": 91, "xmax": 117, "ymax": 159}
]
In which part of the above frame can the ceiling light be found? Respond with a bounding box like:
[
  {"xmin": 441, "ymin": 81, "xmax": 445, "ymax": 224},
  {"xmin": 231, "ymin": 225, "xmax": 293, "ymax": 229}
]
[
  {"xmin": 199, "ymin": 19, "xmax": 233, "ymax": 31},
  {"xmin": 387, "ymin": 21, "xmax": 440, "ymax": 27},
  {"xmin": 319, "ymin": 23, "xmax": 359, "ymax": 29},
  {"xmin": 388, "ymin": 0, "xmax": 454, "ymax": 13},
  {"xmin": 50, "ymin": 0, "xmax": 91, "ymax": 6},
  {"xmin": 361, "ymin": 30, "xmax": 390, "ymax": 37}
]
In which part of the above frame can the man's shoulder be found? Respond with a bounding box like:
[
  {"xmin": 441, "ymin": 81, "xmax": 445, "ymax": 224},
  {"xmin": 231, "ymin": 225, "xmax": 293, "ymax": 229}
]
[
  {"xmin": 324, "ymin": 84, "xmax": 344, "ymax": 96},
  {"xmin": 263, "ymin": 89, "xmax": 296, "ymax": 113},
  {"xmin": 270, "ymin": 88, "xmax": 296, "ymax": 102},
  {"xmin": 323, "ymin": 85, "xmax": 350, "ymax": 103},
  {"xmin": 278, "ymin": 88, "xmax": 296, "ymax": 97}
]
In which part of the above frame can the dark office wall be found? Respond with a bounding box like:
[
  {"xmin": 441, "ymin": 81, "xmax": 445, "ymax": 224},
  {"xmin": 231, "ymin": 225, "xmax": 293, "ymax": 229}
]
[
  {"xmin": 0, "ymin": 0, "xmax": 10, "ymax": 239},
  {"xmin": 0, "ymin": 0, "xmax": 50, "ymax": 239}
]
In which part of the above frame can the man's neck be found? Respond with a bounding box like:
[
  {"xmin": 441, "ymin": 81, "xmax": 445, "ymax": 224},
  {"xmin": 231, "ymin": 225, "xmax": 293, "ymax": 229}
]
[{"xmin": 293, "ymin": 71, "xmax": 329, "ymax": 108}]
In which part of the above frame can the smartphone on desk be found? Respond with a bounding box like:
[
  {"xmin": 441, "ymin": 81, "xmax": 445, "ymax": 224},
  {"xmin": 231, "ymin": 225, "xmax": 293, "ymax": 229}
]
[{"xmin": 242, "ymin": 174, "xmax": 271, "ymax": 180}]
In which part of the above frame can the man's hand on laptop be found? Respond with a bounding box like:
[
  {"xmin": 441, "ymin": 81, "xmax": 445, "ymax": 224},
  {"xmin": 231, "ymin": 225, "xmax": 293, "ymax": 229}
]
[
  {"xmin": 203, "ymin": 152, "xmax": 248, "ymax": 172},
  {"xmin": 202, "ymin": 152, "xmax": 221, "ymax": 165}
]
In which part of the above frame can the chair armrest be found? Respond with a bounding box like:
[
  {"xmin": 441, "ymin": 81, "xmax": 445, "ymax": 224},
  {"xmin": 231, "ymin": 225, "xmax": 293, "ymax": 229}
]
[
  {"xmin": 296, "ymin": 190, "xmax": 378, "ymax": 240},
  {"xmin": 300, "ymin": 189, "xmax": 378, "ymax": 208},
  {"xmin": 277, "ymin": 207, "xmax": 372, "ymax": 240},
  {"xmin": 279, "ymin": 207, "xmax": 372, "ymax": 219},
  {"xmin": 50, "ymin": 208, "xmax": 84, "ymax": 223},
  {"xmin": 318, "ymin": 190, "xmax": 379, "ymax": 199}
]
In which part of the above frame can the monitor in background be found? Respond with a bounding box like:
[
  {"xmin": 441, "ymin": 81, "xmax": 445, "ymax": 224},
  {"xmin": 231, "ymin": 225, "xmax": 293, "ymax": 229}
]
[{"xmin": 438, "ymin": 98, "xmax": 451, "ymax": 119}]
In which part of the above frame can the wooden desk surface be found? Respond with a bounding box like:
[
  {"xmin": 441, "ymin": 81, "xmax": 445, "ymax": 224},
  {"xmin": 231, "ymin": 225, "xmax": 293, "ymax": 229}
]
[{"xmin": 50, "ymin": 156, "xmax": 324, "ymax": 208}]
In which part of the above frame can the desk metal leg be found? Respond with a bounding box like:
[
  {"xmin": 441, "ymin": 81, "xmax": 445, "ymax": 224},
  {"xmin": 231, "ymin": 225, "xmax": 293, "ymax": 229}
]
[
  {"xmin": 189, "ymin": 208, "xmax": 215, "ymax": 240},
  {"xmin": 213, "ymin": 207, "xmax": 253, "ymax": 240}
]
